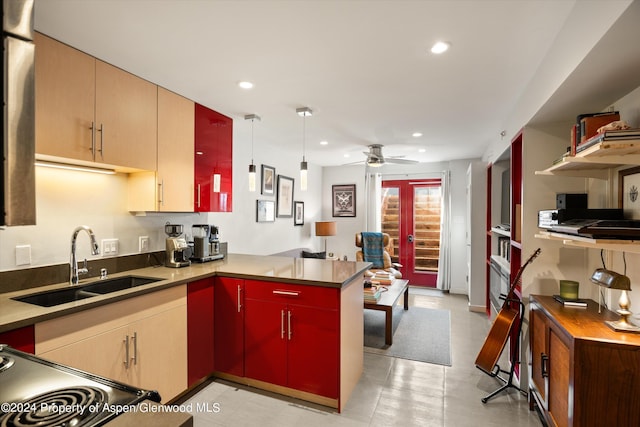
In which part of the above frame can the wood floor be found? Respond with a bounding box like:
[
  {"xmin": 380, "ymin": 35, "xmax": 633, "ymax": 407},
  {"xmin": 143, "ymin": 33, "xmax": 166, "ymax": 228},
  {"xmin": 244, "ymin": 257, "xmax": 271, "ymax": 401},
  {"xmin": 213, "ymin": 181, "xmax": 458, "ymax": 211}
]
[{"xmin": 184, "ymin": 288, "xmax": 543, "ymax": 426}]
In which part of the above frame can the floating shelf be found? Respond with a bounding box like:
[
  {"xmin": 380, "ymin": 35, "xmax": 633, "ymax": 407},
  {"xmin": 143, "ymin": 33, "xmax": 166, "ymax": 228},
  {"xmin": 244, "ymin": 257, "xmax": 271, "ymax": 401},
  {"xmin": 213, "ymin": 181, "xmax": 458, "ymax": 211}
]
[
  {"xmin": 535, "ymin": 231, "xmax": 640, "ymax": 254},
  {"xmin": 535, "ymin": 139, "xmax": 640, "ymax": 178},
  {"xmin": 490, "ymin": 227, "xmax": 511, "ymax": 238}
]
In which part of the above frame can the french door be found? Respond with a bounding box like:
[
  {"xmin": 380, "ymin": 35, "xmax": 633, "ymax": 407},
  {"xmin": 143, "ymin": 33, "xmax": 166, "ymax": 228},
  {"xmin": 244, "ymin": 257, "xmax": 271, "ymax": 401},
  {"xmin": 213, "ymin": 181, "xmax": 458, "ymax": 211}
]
[{"xmin": 381, "ymin": 179, "xmax": 442, "ymax": 287}]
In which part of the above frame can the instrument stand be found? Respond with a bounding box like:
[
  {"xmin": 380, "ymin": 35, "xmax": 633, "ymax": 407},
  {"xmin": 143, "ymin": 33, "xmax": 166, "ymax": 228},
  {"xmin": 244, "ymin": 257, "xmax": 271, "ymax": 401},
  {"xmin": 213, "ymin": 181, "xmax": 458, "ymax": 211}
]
[{"xmin": 481, "ymin": 298, "xmax": 528, "ymax": 403}]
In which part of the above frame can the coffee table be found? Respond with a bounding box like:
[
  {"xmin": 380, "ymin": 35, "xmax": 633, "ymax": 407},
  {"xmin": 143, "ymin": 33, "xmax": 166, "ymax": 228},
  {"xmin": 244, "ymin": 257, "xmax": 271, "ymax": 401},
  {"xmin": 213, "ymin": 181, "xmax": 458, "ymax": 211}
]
[{"xmin": 364, "ymin": 279, "xmax": 409, "ymax": 345}]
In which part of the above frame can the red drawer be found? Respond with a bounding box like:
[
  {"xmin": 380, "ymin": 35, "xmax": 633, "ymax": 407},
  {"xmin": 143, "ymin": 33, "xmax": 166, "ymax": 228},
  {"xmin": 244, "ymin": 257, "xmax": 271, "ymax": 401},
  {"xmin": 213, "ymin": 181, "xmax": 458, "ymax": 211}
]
[{"xmin": 245, "ymin": 280, "xmax": 338, "ymax": 310}]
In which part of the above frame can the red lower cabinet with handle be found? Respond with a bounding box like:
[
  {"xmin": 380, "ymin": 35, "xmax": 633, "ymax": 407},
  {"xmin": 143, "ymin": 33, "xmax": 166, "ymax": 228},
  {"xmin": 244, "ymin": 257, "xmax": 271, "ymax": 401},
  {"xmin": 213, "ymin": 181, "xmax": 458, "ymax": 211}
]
[
  {"xmin": 244, "ymin": 280, "xmax": 339, "ymax": 399},
  {"xmin": 214, "ymin": 277, "xmax": 245, "ymax": 377}
]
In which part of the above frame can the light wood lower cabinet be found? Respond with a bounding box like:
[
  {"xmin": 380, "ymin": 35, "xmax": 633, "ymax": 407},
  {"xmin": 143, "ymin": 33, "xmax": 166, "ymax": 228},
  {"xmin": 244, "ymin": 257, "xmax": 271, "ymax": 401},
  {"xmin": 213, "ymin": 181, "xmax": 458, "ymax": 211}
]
[{"xmin": 35, "ymin": 286, "xmax": 187, "ymax": 403}]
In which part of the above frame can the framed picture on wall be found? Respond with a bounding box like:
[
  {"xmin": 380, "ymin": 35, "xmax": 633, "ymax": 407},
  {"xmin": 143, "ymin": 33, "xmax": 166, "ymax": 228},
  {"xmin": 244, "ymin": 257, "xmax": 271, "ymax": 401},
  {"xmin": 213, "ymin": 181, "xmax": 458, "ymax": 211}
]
[
  {"xmin": 256, "ymin": 200, "xmax": 275, "ymax": 222},
  {"xmin": 277, "ymin": 175, "xmax": 294, "ymax": 218},
  {"xmin": 619, "ymin": 166, "xmax": 640, "ymax": 219},
  {"xmin": 332, "ymin": 184, "xmax": 356, "ymax": 217},
  {"xmin": 294, "ymin": 201, "xmax": 304, "ymax": 226},
  {"xmin": 261, "ymin": 164, "xmax": 275, "ymax": 195}
]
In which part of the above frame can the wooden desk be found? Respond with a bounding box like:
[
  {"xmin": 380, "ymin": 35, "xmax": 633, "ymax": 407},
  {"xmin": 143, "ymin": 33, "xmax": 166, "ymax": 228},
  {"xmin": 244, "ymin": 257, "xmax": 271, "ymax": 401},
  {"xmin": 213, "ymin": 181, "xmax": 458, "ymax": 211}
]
[{"xmin": 364, "ymin": 279, "xmax": 409, "ymax": 345}]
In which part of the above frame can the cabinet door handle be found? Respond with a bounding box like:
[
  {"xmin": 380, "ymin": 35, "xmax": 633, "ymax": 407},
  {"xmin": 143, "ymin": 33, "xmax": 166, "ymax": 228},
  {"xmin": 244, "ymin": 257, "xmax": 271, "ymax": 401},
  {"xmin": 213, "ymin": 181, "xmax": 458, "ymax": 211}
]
[
  {"xmin": 541, "ymin": 353, "xmax": 549, "ymax": 378},
  {"xmin": 97, "ymin": 124, "xmax": 104, "ymax": 160},
  {"xmin": 123, "ymin": 334, "xmax": 130, "ymax": 369},
  {"xmin": 131, "ymin": 332, "xmax": 138, "ymax": 366},
  {"xmin": 273, "ymin": 290, "xmax": 300, "ymax": 297},
  {"xmin": 197, "ymin": 184, "xmax": 201, "ymax": 208},
  {"xmin": 237, "ymin": 285, "xmax": 242, "ymax": 313},
  {"xmin": 89, "ymin": 122, "xmax": 96, "ymax": 159},
  {"xmin": 288, "ymin": 310, "xmax": 292, "ymax": 340},
  {"xmin": 281, "ymin": 310, "xmax": 285, "ymax": 339},
  {"xmin": 158, "ymin": 180, "xmax": 164, "ymax": 207}
]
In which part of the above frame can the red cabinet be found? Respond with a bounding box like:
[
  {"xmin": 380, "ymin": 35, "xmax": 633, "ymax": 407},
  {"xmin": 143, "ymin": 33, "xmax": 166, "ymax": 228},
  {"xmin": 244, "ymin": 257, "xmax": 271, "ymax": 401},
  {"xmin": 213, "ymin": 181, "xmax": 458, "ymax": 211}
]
[
  {"xmin": 244, "ymin": 280, "xmax": 339, "ymax": 399},
  {"xmin": 187, "ymin": 279, "xmax": 215, "ymax": 386},
  {"xmin": 0, "ymin": 325, "xmax": 35, "ymax": 353},
  {"xmin": 214, "ymin": 277, "xmax": 244, "ymax": 377},
  {"xmin": 194, "ymin": 103, "xmax": 233, "ymax": 212}
]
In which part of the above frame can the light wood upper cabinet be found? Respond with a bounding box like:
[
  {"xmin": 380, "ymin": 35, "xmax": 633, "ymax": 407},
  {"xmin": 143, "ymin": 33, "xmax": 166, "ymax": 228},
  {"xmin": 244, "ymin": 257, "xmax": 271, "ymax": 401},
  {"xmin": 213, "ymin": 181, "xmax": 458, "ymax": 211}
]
[
  {"xmin": 128, "ymin": 87, "xmax": 194, "ymax": 212},
  {"xmin": 35, "ymin": 33, "xmax": 157, "ymax": 171},
  {"xmin": 35, "ymin": 32, "xmax": 95, "ymax": 162}
]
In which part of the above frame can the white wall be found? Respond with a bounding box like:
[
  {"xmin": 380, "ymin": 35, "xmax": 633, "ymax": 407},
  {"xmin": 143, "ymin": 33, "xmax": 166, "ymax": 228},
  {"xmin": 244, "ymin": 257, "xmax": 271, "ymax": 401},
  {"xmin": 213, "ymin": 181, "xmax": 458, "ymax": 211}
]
[{"xmin": 322, "ymin": 159, "xmax": 480, "ymax": 297}]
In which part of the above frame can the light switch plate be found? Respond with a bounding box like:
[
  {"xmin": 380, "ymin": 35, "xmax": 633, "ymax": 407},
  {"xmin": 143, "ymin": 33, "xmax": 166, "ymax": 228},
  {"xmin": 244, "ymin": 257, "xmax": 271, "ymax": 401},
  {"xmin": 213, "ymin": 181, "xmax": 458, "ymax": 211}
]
[
  {"xmin": 101, "ymin": 239, "xmax": 119, "ymax": 256},
  {"xmin": 139, "ymin": 236, "xmax": 149, "ymax": 252}
]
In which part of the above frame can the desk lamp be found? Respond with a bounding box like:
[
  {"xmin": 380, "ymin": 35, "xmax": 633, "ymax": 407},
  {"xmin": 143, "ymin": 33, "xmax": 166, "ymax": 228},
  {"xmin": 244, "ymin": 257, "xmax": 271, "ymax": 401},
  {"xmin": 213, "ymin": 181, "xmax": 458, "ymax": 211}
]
[{"xmin": 590, "ymin": 268, "xmax": 640, "ymax": 332}]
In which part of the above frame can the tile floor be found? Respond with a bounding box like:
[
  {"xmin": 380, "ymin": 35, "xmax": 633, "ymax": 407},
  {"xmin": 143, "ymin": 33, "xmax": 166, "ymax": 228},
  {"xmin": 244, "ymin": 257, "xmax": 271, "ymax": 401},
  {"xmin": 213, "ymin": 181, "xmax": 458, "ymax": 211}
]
[{"xmin": 182, "ymin": 288, "xmax": 543, "ymax": 426}]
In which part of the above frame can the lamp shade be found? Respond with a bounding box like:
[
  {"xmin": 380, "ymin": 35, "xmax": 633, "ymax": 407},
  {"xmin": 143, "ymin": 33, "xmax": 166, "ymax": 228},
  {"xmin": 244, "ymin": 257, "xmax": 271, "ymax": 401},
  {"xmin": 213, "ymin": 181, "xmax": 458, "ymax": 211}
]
[
  {"xmin": 315, "ymin": 221, "xmax": 337, "ymax": 237},
  {"xmin": 590, "ymin": 268, "xmax": 631, "ymax": 290}
]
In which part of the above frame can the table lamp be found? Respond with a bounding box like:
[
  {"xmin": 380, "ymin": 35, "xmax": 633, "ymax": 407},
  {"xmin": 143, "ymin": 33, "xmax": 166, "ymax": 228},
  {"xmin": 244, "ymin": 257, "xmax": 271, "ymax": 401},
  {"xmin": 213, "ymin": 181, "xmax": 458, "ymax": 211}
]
[
  {"xmin": 315, "ymin": 221, "xmax": 337, "ymax": 253},
  {"xmin": 590, "ymin": 268, "xmax": 640, "ymax": 332}
]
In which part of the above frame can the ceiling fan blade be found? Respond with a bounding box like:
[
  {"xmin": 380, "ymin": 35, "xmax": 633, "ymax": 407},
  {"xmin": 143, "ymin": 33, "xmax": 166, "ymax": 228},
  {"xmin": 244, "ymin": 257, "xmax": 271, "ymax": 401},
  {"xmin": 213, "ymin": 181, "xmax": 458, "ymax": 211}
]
[{"xmin": 386, "ymin": 158, "xmax": 418, "ymax": 164}]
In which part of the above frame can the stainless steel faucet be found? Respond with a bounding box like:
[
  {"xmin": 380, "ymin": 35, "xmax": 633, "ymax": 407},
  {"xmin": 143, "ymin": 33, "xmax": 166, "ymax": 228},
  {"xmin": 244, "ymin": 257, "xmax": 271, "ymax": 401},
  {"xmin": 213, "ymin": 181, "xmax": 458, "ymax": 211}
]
[{"xmin": 70, "ymin": 226, "xmax": 100, "ymax": 285}]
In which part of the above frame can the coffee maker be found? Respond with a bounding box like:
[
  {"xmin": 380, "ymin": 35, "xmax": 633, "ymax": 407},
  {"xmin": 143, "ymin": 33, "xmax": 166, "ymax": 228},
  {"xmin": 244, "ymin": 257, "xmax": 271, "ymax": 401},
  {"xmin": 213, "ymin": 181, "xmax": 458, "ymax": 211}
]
[
  {"xmin": 165, "ymin": 223, "xmax": 192, "ymax": 268},
  {"xmin": 191, "ymin": 224, "xmax": 224, "ymax": 262}
]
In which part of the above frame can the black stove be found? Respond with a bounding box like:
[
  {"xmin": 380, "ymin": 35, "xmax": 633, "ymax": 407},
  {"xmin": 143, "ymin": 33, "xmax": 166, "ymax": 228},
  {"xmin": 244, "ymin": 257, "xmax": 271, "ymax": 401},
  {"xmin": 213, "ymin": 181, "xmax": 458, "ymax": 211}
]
[{"xmin": 0, "ymin": 345, "xmax": 161, "ymax": 427}]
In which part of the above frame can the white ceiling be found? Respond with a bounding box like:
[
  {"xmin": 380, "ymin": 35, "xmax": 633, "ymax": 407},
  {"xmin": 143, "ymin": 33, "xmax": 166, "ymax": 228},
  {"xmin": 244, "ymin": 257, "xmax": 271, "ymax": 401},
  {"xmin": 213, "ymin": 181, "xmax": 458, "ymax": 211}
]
[{"xmin": 34, "ymin": 0, "xmax": 582, "ymax": 167}]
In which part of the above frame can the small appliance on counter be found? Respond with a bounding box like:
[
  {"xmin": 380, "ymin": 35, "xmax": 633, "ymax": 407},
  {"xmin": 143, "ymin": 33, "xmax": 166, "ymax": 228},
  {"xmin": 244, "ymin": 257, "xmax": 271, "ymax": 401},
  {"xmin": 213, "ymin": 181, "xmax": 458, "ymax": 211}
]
[
  {"xmin": 165, "ymin": 223, "xmax": 192, "ymax": 268},
  {"xmin": 0, "ymin": 344, "xmax": 161, "ymax": 427},
  {"xmin": 191, "ymin": 224, "xmax": 224, "ymax": 263}
]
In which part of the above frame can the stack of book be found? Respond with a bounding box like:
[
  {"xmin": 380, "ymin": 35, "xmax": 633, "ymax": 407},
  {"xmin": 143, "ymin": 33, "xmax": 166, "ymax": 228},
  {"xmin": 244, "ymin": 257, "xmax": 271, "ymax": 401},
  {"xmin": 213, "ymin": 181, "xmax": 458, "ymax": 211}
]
[
  {"xmin": 364, "ymin": 285, "xmax": 382, "ymax": 303},
  {"xmin": 371, "ymin": 272, "xmax": 393, "ymax": 286},
  {"xmin": 577, "ymin": 129, "xmax": 640, "ymax": 153}
]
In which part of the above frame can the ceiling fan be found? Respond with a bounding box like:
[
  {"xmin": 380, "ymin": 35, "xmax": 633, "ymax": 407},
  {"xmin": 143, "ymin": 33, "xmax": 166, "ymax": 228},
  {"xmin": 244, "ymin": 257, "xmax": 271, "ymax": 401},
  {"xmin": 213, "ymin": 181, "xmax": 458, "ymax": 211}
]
[{"xmin": 364, "ymin": 144, "xmax": 419, "ymax": 167}]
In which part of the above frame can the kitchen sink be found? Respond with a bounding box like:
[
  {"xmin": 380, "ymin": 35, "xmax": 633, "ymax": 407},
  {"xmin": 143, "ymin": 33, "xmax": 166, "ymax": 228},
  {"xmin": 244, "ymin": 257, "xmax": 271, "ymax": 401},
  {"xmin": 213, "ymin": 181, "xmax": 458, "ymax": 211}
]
[
  {"xmin": 12, "ymin": 287, "xmax": 99, "ymax": 307},
  {"xmin": 81, "ymin": 275, "xmax": 162, "ymax": 294},
  {"xmin": 12, "ymin": 275, "xmax": 162, "ymax": 307}
]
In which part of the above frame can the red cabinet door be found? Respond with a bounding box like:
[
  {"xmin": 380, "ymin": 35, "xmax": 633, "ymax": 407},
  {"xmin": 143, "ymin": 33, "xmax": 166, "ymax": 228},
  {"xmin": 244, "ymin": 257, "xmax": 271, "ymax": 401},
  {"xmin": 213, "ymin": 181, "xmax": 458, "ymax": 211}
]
[
  {"xmin": 287, "ymin": 305, "xmax": 339, "ymax": 398},
  {"xmin": 194, "ymin": 103, "xmax": 233, "ymax": 212},
  {"xmin": 214, "ymin": 277, "xmax": 244, "ymax": 376},
  {"xmin": 244, "ymin": 298, "xmax": 287, "ymax": 386},
  {"xmin": 187, "ymin": 279, "xmax": 215, "ymax": 386},
  {"xmin": 0, "ymin": 326, "xmax": 35, "ymax": 353}
]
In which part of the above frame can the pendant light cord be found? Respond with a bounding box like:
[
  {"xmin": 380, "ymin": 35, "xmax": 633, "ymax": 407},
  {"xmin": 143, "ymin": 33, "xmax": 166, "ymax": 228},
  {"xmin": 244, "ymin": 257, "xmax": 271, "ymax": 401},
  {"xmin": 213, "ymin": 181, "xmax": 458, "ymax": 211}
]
[{"xmin": 302, "ymin": 114, "xmax": 306, "ymax": 162}]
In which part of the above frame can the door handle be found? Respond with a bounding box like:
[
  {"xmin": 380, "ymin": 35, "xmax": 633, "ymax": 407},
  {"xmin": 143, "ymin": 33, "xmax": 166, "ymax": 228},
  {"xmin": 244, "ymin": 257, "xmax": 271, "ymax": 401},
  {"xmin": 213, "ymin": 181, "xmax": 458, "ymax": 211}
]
[
  {"xmin": 237, "ymin": 285, "xmax": 242, "ymax": 313},
  {"xmin": 541, "ymin": 353, "xmax": 549, "ymax": 378},
  {"xmin": 123, "ymin": 334, "xmax": 130, "ymax": 369},
  {"xmin": 281, "ymin": 310, "xmax": 285, "ymax": 339},
  {"xmin": 131, "ymin": 332, "xmax": 138, "ymax": 366},
  {"xmin": 287, "ymin": 310, "xmax": 292, "ymax": 340},
  {"xmin": 89, "ymin": 122, "xmax": 96, "ymax": 159},
  {"xmin": 408, "ymin": 235, "xmax": 414, "ymax": 243},
  {"xmin": 97, "ymin": 124, "xmax": 104, "ymax": 160}
]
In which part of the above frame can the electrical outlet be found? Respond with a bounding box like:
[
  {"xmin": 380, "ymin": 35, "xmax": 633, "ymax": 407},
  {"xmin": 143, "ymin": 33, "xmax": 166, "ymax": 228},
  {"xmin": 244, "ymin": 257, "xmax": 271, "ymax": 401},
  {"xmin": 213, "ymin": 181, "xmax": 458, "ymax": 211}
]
[{"xmin": 139, "ymin": 236, "xmax": 149, "ymax": 252}]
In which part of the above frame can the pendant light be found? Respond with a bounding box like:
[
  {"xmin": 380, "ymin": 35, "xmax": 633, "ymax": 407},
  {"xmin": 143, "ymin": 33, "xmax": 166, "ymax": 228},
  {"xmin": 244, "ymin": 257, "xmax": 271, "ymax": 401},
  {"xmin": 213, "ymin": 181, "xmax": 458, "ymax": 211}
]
[
  {"xmin": 296, "ymin": 107, "xmax": 312, "ymax": 191},
  {"xmin": 245, "ymin": 114, "xmax": 260, "ymax": 192}
]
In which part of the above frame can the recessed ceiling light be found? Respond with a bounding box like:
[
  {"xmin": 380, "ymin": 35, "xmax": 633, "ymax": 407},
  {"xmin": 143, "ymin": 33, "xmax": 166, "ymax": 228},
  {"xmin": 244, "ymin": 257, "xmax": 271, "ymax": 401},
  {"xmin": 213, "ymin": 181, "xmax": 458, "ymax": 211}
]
[
  {"xmin": 320, "ymin": 140, "xmax": 328, "ymax": 145},
  {"xmin": 418, "ymin": 148, "xmax": 426, "ymax": 153},
  {"xmin": 343, "ymin": 153, "xmax": 350, "ymax": 158},
  {"xmin": 238, "ymin": 81, "xmax": 254, "ymax": 89},
  {"xmin": 430, "ymin": 41, "xmax": 450, "ymax": 54},
  {"xmin": 412, "ymin": 132, "xmax": 423, "ymax": 138}
]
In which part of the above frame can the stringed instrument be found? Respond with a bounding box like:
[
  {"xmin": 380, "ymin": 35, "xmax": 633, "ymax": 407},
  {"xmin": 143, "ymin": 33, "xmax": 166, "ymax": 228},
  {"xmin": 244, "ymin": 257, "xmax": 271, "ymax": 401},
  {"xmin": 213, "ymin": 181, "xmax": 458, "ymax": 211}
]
[{"xmin": 475, "ymin": 248, "xmax": 541, "ymax": 375}]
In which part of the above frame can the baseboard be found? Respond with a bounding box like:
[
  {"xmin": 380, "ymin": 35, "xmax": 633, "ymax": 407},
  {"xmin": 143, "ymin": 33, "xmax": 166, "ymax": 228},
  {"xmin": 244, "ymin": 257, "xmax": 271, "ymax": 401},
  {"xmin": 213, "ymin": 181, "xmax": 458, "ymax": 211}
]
[{"xmin": 468, "ymin": 304, "xmax": 486, "ymax": 313}]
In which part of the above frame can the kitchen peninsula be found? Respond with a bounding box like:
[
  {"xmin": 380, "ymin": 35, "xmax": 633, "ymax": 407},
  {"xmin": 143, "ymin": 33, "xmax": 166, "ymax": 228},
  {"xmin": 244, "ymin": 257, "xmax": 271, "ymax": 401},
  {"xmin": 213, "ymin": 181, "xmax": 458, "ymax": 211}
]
[{"xmin": 0, "ymin": 254, "xmax": 371, "ymax": 412}]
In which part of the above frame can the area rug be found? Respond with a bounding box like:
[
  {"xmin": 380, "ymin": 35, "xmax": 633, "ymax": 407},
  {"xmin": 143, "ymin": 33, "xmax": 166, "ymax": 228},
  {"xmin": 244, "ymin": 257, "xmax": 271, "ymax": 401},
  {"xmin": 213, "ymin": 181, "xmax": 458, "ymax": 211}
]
[{"xmin": 364, "ymin": 305, "xmax": 452, "ymax": 366}]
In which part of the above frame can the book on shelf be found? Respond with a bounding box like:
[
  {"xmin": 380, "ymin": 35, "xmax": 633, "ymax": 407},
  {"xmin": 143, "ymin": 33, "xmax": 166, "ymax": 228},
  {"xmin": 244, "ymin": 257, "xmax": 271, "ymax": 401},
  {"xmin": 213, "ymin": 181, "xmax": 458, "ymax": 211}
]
[
  {"xmin": 576, "ymin": 128, "xmax": 640, "ymax": 153},
  {"xmin": 553, "ymin": 294, "xmax": 588, "ymax": 307}
]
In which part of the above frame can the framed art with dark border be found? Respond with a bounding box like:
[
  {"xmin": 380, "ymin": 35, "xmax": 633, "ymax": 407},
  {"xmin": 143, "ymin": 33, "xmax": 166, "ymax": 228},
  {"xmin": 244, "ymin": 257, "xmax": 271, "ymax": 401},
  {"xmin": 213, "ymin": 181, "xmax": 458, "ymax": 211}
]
[
  {"xmin": 261, "ymin": 164, "xmax": 275, "ymax": 195},
  {"xmin": 277, "ymin": 175, "xmax": 294, "ymax": 218},
  {"xmin": 618, "ymin": 166, "xmax": 640, "ymax": 219},
  {"xmin": 332, "ymin": 184, "xmax": 356, "ymax": 217},
  {"xmin": 256, "ymin": 200, "xmax": 275, "ymax": 222},
  {"xmin": 294, "ymin": 201, "xmax": 304, "ymax": 226}
]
